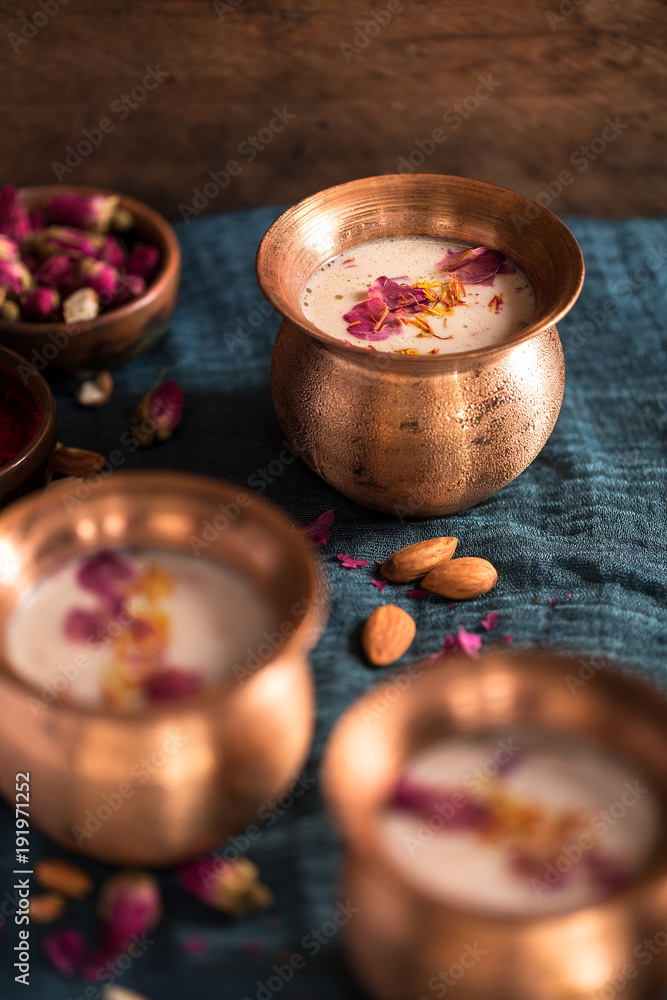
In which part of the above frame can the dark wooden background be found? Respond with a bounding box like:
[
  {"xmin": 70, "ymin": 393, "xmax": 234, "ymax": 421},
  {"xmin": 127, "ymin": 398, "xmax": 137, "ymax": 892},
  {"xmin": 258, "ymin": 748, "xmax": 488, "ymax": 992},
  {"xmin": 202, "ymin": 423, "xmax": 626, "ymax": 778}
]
[{"xmin": 2, "ymin": 0, "xmax": 666, "ymax": 220}]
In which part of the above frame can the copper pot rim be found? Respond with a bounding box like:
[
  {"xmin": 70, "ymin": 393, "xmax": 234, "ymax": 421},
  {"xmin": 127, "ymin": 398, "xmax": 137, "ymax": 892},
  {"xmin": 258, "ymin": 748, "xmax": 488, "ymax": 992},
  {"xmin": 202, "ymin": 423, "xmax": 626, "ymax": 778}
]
[
  {"xmin": 0, "ymin": 343, "xmax": 56, "ymax": 477},
  {"xmin": 0, "ymin": 470, "xmax": 325, "ymax": 722},
  {"xmin": 257, "ymin": 173, "xmax": 585, "ymax": 371},
  {"xmin": 0, "ymin": 184, "xmax": 181, "ymax": 339},
  {"xmin": 322, "ymin": 648, "xmax": 667, "ymax": 926}
]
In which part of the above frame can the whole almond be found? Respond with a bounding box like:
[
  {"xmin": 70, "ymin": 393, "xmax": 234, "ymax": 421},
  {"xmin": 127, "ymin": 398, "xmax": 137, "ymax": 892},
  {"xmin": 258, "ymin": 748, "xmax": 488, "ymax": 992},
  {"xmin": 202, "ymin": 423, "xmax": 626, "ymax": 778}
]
[
  {"xmin": 362, "ymin": 605, "xmax": 416, "ymax": 666},
  {"xmin": 421, "ymin": 557, "xmax": 498, "ymax": 600},
  {"xmin": 49, "ymin": 442, "xmax": 107, "ymax": 477},
  {"xmin": 29, "ymin": 893, "xmax": 66, "ymax": 923},
  {"xmin": 35, "ymin": 858, "xmax": 94, "ymax": 899},
  {"xmin": 379, "ymin": 536, "xmax": 458, "ymax": 582}
]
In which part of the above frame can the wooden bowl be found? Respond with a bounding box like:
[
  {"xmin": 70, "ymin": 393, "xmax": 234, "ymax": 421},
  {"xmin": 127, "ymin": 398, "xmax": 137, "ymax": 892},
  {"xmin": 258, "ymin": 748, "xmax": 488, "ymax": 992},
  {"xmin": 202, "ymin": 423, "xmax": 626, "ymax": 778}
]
[
  {"xmin": 0, "ymin": 344, "xmax": 57, "ymax": 507},
  {"xmin": 0, "ymin": 184, "xmax": 180, "ymax": 374}
]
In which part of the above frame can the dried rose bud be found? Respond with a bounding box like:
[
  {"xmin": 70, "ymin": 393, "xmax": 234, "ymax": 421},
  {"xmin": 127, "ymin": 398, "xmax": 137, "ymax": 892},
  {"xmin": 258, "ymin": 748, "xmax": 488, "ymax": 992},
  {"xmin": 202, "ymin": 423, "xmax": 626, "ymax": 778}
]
[
  {"xmin": 42, "ymin": 928, "xmax": 87, "ymax": 975},
  {"xmin": 0, "ymin": 298, "xmax": 20, "ymax": 321},
  {"xmin": 125, "ymin": 244, "xmax": 160, "ymax": 282},
  {"xmin": 22, "ymin": 253, "xmax": 40, "ymax": 273},
  {"xmin": 0, "ymin": 235, "xmax": 19, "ymax": 261},
  {"xmin": 63, "ymin": 287, "xmax": 100, "ymax": 324},
  {"xmin": 21, "ymin": 286, "xmax": 60, "ymax": 321},
  {"xmin": 34, "ymin": 253, "xmax": 77, "ymax": 289},
  {"xmin": 179, "ymin": 857, "xmax": 274, "ymax": 914},
  {"xmin": 47, "ymin": 193, "xmax": 120, "ymax": 233},
  {"xmin": 30, "ymin": 207, "xmax": 45, "ymax": 232},
  {"xmin": 99, "ymin": 234, "xmax": 127, "ymax": 269},
  {"xmin": 78, "ymin": 257, "xmax": 119, "ymax": 303},
  {"xmin": 0, "ymin": 258, "xmax": 33, "ymax": 296},
  {"xmin": 112, "ymin": 272, "xmax": 145, "ymax": 307},
  {"xmin": 97, "ymin": 871, "xmax": 162, "ymax": 953},
  {"xmin": 111, "ymin": 204, "xmax": 135, "ymax": 232},
  {"xmin": 0, "ymin": 186, "xmax": 31, "ymax": 243},
  {"xmin": 37, "ymin": 226, "xmax": 103, "ymax": 260},
  {"xmin": 132, "ymin": 378, "xmax": 184, "ymax": 445}
]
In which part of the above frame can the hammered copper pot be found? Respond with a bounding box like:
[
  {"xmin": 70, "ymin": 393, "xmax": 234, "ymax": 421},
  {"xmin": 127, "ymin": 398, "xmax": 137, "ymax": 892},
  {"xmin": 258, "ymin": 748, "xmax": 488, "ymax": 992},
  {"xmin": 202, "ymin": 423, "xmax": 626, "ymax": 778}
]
[
  {"xmin": 323, "ymin": 651, "xmax": 667, "ymax": 1000},
  {"xmin": 257, "ymin": 174, "xmax": 584, "ymax": 518},
  {"xmin": 0, "ymin": 472, "xmax": 326, "ymax": 866}
]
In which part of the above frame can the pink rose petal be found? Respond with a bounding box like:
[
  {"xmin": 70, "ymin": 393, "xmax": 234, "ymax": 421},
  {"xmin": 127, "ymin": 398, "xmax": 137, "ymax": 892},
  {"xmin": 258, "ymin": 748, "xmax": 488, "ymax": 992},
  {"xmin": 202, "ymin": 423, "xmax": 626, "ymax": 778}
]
[
  {"xmin": 480, "ymin": 611, "xmax": 498, "ymax": 631},
  {"xmin": 370, "ymin": 579, "xmax": 387, "ymax": 591},
  {"xmin": 502, "ymin": 633, "xmax": 514, "ymax": 643},
  {"xmin": 43, "ymin": 929, "xmax": 87, "ymax": 976},
  {"xmin": 336, "ymin": 553, "xmax": 369, "ymax": 569},
  {"xmin": 303, "ymin": 509, "xmax": 334, "ymax": 546},
  {"xmin": 456, "ymin": 627, "xmax": 482, "ymax": 659},
  {"xmin": 408, "ymin": 588, "xmax": 430, "ymax": 599},
  {"xmin": 548, "ymin": 598, "xmax": 557, "ymax": 606}
]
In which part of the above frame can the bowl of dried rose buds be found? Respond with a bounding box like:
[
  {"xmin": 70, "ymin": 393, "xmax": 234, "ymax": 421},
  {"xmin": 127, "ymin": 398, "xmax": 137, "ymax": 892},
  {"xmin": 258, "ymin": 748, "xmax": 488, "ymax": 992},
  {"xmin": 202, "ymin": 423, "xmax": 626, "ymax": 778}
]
[{"xmin": 0, "ymin": 185, "xmax": 180, "ymax": 374}]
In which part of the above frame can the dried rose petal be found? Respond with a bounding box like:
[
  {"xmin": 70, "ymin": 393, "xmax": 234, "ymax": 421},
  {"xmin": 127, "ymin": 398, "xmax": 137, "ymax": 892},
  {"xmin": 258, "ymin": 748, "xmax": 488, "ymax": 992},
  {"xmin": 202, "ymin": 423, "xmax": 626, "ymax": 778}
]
[
  {"xmin": 132, "ymin": 378, "xmax": 184, "ymax": 445},
  {"xmin": 455, "ymin": 627, "xmax": 482, "ymax": 659},
  {"xmin": 63, "ymin": 607, "xmax": 112, "ymax": 643},
  {"xmin": 46, "ymin": 193, "xmax": 119, "ymax": 233},
  {"xmin": 502, "ymin": 633, "xmax": 514, "ymax": 643},
  {"xmin": 480, "ymin": 611, "xmax": 498, "ymax": 631},
  {"xmin": 442, "ymin": 632, "xmax": 457, "ymax": 652},
  {"xmin": 21, "ymin": 286, "xmax": 60, "ymax": 321},
  {"xmin": 438, "ymin": 247, "xmax": 514, "ymax": 286},
  {"xmin": 370, "ymin": 579, "xmax": 387, "ymax": 591},
  {"xmin": 0, "ymin": 258, "xmax": 33, "ymax": 296},
  {"xmin": 368, "ymin": 276, "xmax": 430, "ymax": 315},
  {"xmin": 303, "ymin": 509, "xmax": 334, "ymax": 546},
  {"xmin": 77, "ymin": 551, "xmax": 136, "ymax": 600},
  {"xmin": 408, "ymin": 588, "xmax": 430, "ymax": 599},
  {"xmin": 112, "ymin": 272, "xmax": 146, "ymax": 307},
  {"xmin": 143, "ymin": 668, "xmax": 204, "ymax": 702},
  {"xmin": 336, "ymin": 553, "xmax": 369, "ymax": 569},
  {"xmin": 391, "ymin": 776, "xmax": 491, "ymax": 830},
  {"xmin": 125, "ymin": 243, "xmax": 160, "ymax": 281},
  {"xmin": 97, "ymin": 871, "xmax": 162, "ymax": 953},
  {"xmin": 179, "ymin": 857, "xmax": 274, "ymax": 914},
  {"xmin": 0, "ymin": 186, "xmax": 31, "ymax": 243},
  {"xmin": 42, "ymin": 928, "xmax": 87, "ymax": 976},
  {"xmin": 343, "ymin": 296, "xmax": 404, "ymax": 341}
]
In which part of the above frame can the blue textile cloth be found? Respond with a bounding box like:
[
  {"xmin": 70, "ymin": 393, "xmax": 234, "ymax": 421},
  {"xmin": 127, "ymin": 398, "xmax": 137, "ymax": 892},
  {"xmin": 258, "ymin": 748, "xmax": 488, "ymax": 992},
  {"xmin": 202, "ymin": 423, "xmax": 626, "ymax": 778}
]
[{"xmin": 0, "ymin": 207, "xmax": 666, "ymax": 1000}]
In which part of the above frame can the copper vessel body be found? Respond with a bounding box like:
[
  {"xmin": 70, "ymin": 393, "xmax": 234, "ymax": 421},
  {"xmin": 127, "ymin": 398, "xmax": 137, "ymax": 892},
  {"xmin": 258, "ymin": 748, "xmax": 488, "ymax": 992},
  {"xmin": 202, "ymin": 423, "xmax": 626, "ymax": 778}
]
[
  {"xmin": 0, "ymin": 185, "xmax": 181, "ymax": 374},
  {"xmin": 0, "ymin": 472, "xmax": 325, "ymax": 866},
  {"xmin": 258, "ymin": 174, "xmax": 584, "ymax": 518},
  {"xmin": 323, "ymin": 651, "xmax": 667, "ymax": 1000}
]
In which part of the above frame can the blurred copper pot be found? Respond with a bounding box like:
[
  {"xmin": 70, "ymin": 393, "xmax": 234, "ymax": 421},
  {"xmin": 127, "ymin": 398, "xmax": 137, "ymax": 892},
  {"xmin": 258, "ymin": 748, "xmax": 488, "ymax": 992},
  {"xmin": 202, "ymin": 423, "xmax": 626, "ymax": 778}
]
[
  {"xmin": 323, "ymin": 651, "xmax": 667, "ymax": 1000},
  {"xmin": 257, "ymin": 174, "xmax": 584, "ymax": 518},
  {"xmin": 0, "ymin": 472, "xmax": 325, "ymax": 866}
]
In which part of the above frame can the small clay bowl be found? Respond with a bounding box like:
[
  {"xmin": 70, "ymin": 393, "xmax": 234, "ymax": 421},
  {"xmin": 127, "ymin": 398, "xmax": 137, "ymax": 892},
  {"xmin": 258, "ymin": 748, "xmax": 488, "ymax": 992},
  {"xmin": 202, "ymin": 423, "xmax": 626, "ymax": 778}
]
[
  {"xmin": 0, "ymin": 344, "xmax": 57, "ymax": 507},
  {"xmin": 0, "ymin": 184, "xmax": 180, "ymax": 374}
]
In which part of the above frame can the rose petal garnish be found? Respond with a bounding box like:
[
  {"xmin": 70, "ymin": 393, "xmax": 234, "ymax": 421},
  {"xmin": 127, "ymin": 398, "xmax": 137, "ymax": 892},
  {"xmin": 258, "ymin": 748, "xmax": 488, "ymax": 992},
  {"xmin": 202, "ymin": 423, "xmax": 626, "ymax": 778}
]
[
  {"xmin": 502, "ymin": 633, "xmax": 514, "ymax": 643},
  {"xmin": 391, "ymin": 776, "xmax": 491, "ymax": 830},
  {"xmin": 367, "ymin": 276, "xmax": 430, "ymax": 315},
  {"xmin": 132, "ymin": 378, "xmax": 184, "ymax": 445},
  {"xmin": 370, "ymin": 579, "xmax": 387, "ymax": 591},
  {"xmin": 0, "ymin": 186, "xmax": 31, "ymax": 242},
  {"xmin": 336, "ymin": 553, "xmax": 369, "ymax": 569},
  {"xmin": 64, "ymin": 607, "xmax": 112, "ymax": 643},
  {"xmin": 442, "ymin": 632, "xmax": 457, "ymax": 652},
  {"xmin": 480, "ymin": 611, "xmax": 498, "ymax": 631},
  {"xmin": 343, "ymin": 296, "xmax": 403, "ymax": 341},
  {"xmin": 437, "ymin": 247, "xmax": 514, "ymax": 286},
  {"xmin": 42, "ymin": 928, "xmax": 87, "ymax": 976},
  {"xmin": 97, "ymin": 871, "xmax": 162, "ymax": 954},
  {"xmin": 303, "ymin": 509, "xmax": 334, "ymax": 546},
  {"xmin": 143, "ymin": 668, "xmax": 204, "ymax": 702},
  {"xmin": 408, "ymin": 588, "xmax": 430, "ymax": 599},
  {"xmin": 456, "ymin": 627, "xmax": 482, "ymax": 658},
  {"xmin": 77, "ymin": 551, "xmax": 136, "ymax": 600},
  {"xmin": 179, "ymin": 857, "xmax": 274, "ymax": 914}
]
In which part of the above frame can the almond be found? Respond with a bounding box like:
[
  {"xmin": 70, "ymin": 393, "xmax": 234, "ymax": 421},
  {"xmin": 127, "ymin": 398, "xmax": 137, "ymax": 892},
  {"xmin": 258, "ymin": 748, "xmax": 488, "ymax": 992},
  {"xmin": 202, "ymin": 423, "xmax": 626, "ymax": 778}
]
[
  {"xmin": 49, "ymin": 442, "xmax": 107, "ymax": 477},
  {"xmin": 379, "ymin": 536, "xmax": 458, "ymax": 582},
  {"xmin": 362, "ymin": 605, "xmax": 416, "ymax": 666},
  {"xmin": 29, "ymin": 892, "xmax": 66, "ymax": 923},
  {"xmin": 421, "ymin": 557, "xmax": 498, "ymax": 600},
  {"xmin": 35, "ymin": 858, "xmax": 94, "ymax": 899}
]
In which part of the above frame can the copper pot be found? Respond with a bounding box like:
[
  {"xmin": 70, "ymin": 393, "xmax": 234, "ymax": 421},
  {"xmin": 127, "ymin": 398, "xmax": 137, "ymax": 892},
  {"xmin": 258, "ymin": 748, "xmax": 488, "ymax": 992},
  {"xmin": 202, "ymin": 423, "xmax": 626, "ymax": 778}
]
[
  {"xmin": 0, "ymin": 185, "xmax": 180, "ymax": 374},
  {"xmin": 323, "ymin": 651, "xmax": 667, "ymax": 1000},
  {"xmin": 0, "ymin": 472, "xmax": 326, "ymax": 866},
  {"xmin": 257, "ymin": 175, "xmax": 584, "ymax": 518}
]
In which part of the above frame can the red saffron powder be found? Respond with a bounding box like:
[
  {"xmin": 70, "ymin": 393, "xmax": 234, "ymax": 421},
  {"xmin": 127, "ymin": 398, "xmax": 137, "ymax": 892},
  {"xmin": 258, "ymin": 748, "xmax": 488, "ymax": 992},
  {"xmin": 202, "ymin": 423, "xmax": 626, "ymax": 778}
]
[{"xmin": 0, "ymin": 375, "xmax": 43, "ymax": 467}]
